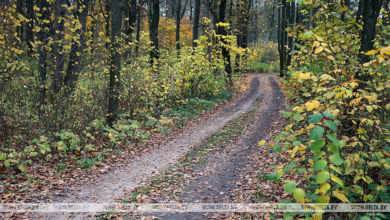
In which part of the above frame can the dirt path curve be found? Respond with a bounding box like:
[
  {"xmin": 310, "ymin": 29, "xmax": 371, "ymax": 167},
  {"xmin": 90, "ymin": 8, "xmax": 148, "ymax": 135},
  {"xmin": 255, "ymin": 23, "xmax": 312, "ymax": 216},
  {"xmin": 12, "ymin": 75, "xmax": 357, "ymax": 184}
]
[
  {"xmin": 36, "ymin": 75, "xmax": 269, "ymax": 219},
  {"xmin": 156, "ymin": 75, "xmax": 284, "ymax": 220}
]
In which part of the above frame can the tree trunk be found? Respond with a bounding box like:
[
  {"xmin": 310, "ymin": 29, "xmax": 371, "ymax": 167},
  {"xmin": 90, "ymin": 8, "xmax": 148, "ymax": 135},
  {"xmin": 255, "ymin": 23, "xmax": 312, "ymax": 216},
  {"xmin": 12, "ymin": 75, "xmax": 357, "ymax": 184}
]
[
  {"xmin": 105, "ymin": 0, "xmax": 111, "ymax": 50},
  {"xmin": 176, "ymin": 0, "xmax": 181, "ymax": 52},
  {"xmin": 108, "ymin": 0, "xmax": 123, "ymax": 125},
  {"xmin": 135, "ymin": 2, "xmax": 141, "ymax": 56},
  {"xmin": 286, "ymin": 2, "xmax": 295, "ymax": 68},
  {"xmin": 295, "ymin": 3, "xmax": 303, "ymax": 50},
  {"xmin": 356, "ymin": 0, "xmax": 364, "ymax": 21},
  {"xmin": 217, "ymin": 0, "xmax": 233, "ymax": 87},
  {"xmin": 279, "ymin": 0, "xmax": 287, "ymax": 77},
  {"xmin": 359, "ymin": 0, "xmax": 382, "ymax": 64},
  {"xmin": 64, "ymin": 0, "xmax": 90, "ymax": 94},
  {"xmin": 149, "ymin": 0, "xmax": 160, "ymax": 64},
  {"xmin": 52, "ymin": 0, "xmax": 67, "ymax": 94},
  {"xmin": 37, "ymin": 0, "xmax": 51, "ymax": 118},
  {"xmin": 269, "ymin": 4, "xmax": 275, "ymax": 41},
  {"xmin": 278, "ymin": 1, "xmax": 281, "ymax": 54},
  {"xmin": 383, "ymin": 0, "xmax": 390, "ymax": 26},
  {"xmin": 25, "ymin": 0, "xmax": 34, "ymax": 54},
  {"xmin": 241, "ymin": 0, "xmax": 251, "ymax": 49},
  {"xmin": 189, "ymin": 0, "xmax": 193, "ymax": 20},
  {"xmin": 16, "ymin": 0, "xmax": 24, "ymax": 41},
  {"xmin": 129, "ymin": 0, "xmax": 137, "ymax": 35},
  {"xmin": 192, "ymin": 0, "xmax": 200, "ymax": 47}
]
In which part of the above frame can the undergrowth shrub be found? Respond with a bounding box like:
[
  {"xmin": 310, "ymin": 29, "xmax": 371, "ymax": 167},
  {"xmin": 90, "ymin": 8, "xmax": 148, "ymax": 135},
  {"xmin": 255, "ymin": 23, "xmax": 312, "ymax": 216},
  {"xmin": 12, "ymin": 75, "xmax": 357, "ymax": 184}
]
[
  {"xmin": 0, "ymin": 3, "xmax": 252, "ymax": 188},
  {"xmin": 246, "ymin": 41, "xmax": 279, "ymax": 74},
  {"xmin": 266, "ymin": 3, "xmax": 389, "ymax": 219}
]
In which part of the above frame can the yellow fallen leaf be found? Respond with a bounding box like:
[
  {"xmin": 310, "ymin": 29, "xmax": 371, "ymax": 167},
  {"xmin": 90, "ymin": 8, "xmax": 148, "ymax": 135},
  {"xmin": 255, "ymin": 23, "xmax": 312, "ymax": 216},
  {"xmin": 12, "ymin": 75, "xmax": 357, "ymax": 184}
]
[
  {"xmin": 305, "ymin": 100, "xmax": 320, "ymax": 111},
  {"xmin": 333, "ymin": 190, "xmax": 350, "ymax": 203},
  {"xmin": 365, "ymin": 49, "xmax": 378, "ymax": 55},
  {"xmin": 327, "ymin": 55, "xmax": 335, "ymax": 61},
  {"xmin": 295, "ymin": 72, "xmax": 311, "ymax": 80},
  {"xmin": 315, "ymin": 46, "xmax": 324, "ymax": 54},
  {"xmin": 315, "ymin": 35, "xmax": 324, "ymax": 42},
  {"xmin": 320, "ymin": 74, "xmax": 335, "ymax": 81},
  {"xmin": 335, "ymin": 90, "xmax": 345, "ymax": 99},
  {"xmin": 258, "ymin": 140, "xmax": 266, "ymax": 147},
  {"xmin": 315, "ymin": 183, "xmax": 331, "ymax": 195},
  {"xmin": 380, "ymin": 46, "xmax": 390, "ymax": 55}
]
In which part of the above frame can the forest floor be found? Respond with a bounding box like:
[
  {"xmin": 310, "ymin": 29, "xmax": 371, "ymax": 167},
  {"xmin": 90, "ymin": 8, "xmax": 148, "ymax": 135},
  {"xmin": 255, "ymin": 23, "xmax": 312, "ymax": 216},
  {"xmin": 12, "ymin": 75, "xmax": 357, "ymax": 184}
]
[{"xmin": 16, "ymin": 74, "xmax": 290, "ymax": 220}]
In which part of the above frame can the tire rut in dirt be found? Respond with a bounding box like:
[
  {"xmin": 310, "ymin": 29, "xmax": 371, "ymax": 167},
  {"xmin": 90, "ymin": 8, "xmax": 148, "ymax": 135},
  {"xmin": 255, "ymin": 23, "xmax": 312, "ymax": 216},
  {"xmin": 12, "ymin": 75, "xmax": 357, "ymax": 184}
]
[
  {"xmin": 31, "ymin": 75, "xmax": 266, "ymax": 220},
  {"xmin": 150, "ymin": 76, "xmax": 283, "ymax": 220}
]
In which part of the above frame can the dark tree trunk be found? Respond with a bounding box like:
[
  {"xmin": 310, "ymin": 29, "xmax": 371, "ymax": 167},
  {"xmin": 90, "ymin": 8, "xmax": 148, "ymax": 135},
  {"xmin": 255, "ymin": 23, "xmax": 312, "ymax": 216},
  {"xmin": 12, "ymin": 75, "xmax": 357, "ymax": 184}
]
[
  {"xmin": 129, "ymin": 0, "xmax": 137, "ymax": 35},
  {"xmin": 192, "ymin": 0, "xmax": 200, "ymax": 47},
  {"xmin": 108, "ymin": 0, "xmax": 123, "ymax": 125},
  {"xmin": 383, "ymin": 0, "xmax": 390, "ymax": 26},
  {"xmin": 229, "ymin": 0, "xmax": 233, "ymax": 21},
  {"xmin": 181, "ymin": 0, "xmax": 188, "ymax": 18},
  {"xmin": 359, "ymin": 0, "xmax": 383, "ymax": 64},
  {"xmin": 357, "ymin": 0, "xmax": 364, "ymax": 21},
  {"xmin": 284, "ymin": 2, "xmax": 288, "ymax": 53},
  {"xmin": 25, "ymin": 0, "xmax": 34, "ymax": 54},
  {"xmin": 105, "ymin": 0, "xmax": 111, "ymax": 49},
  {"xmin": 241, "ymin": 0, "xmax": 251, "ymax": 49},
  {"xmin": 123, "ymin": 0, "xmax": 137, "ymax": 60},
  {"xmin": 234, "ymin": 0, "xmax": 250, "ymax": 74},
  {"xmin": 286, "ymin": 2, "xmax": 295, "ymax": 68},
  {"xmin": 279, "ymin": 0, "xmax": 287, "ymax": 77},
  {"xmin": 278, "ymin": 1, "xmax": 281, "ymax": 54},
  {"xmin": 52, "ymin": 0, "xmax": 67, "ymax": 94},
  {"xmin": 295, "ymin": 3, "xmax": 303, "ymax": 50},
  {"xmin": 189, "ymin": 0, "xmax": 193, "ymax": 20},
  {"xmin": 217, "ymin": 0, "xmax": 233, "ymax": 87},
  {"xmin": 37, "ymin": 0, "xmax": 51, "ymax": 117},
  {"xmin": 176, "ymin": 0, "xmax": 182, "ymax": 52},
  {"xmin": 269, "ymin": 4, "xmax": 275, "ymax": 41},
  {"xmin": 176, "ymin": 0, "xmax": 188, "ymax": 52},
  {"xmin": 124, "ymin": 0, "xmax": 129, "ymax": 31},
  {"xmin": 16, "ymin": 0, "xmax": 24, "ymax": 41},
  {"xmin": 135, "ymin": 2, "xmax": 141, "ymax": 56},
  {"xmin": 149, "ymin": 0, "xmax": 160, "ymax": 63},
  {"xmin": 64, "ymin": 0, "xmax": 90, "ymax": 94}
]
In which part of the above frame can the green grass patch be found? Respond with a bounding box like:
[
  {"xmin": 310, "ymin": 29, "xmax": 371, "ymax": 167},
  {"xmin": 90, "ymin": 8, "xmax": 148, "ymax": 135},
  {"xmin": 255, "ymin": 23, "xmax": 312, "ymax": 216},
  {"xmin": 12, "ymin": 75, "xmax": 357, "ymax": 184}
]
[
  {"xmin": 247, "ymin": 61, "xmax": 279, "ymax": 74},
  {"xmin": 165, "ymin": 90, "xmax": 233, "ymax": 127}
]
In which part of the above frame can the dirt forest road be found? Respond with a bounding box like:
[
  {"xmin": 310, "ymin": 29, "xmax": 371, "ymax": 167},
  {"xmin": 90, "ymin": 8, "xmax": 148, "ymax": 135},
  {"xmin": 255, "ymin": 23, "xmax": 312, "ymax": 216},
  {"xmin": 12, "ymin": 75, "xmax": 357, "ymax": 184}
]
[
  {"xmin": 156, "ymin": 75, "xmax": 284, "ymax": 220},
  {"xmin": 32, "ymin": 74, "xmax": 284, "ymax": 220}
]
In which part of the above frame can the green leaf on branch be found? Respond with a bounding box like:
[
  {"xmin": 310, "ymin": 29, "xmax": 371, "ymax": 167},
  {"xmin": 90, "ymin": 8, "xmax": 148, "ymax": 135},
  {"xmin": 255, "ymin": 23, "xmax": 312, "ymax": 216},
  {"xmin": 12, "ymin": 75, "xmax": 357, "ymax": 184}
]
[
  {"xmin": 310, "ymin": 126, "xmax": 324, "ymax": 140},
  {"xmin": 313, "ymin": 159, "xmax": 327, "ymax": 170},
  {"xmin": 293, "ymin": 114, "xmax": 303, "ymax": 121},
  {"xmin": 265, "ymin": 172, "xmax": 276, "ymax": 180},
  {"xmin": 314, "ymin": 151, "xmax": 326, "ymax": 161},
  {"xmin": 327, "ymin": 134, "xmax": 339, "ymax": 147},
  {"xmin": 327, "ymin": 142, "xmax": 339, "ymax": 154},
  {"xmin": 329, "ymin": 154, "xmax": 344, "ymax": 166},
  {"xmin": 331, "ymin": 174, "xmax": 344, "ymax": 187},
  {"xmin": 293, "ymin": 188, "xmax": 305, "ymax": 202},
  {"xmin": 323, "ymin": 111, "xmax": 335, "ymax": 118},
  {"xmin": 310, "ymin": 139, "xmax": 325, "ymax": 152},
  {"xmin": 307, "ymin": 113, "xmax": 323, "ymax": 123},
  {"xmin": 283, "ymin": 181, "xmax": 296, "ymax": 194},
  {"xmin": 325, "ymin": 120, "xmax": 337, "ymax": 132},
  {"xmin": 316, "ymin": 171, "xmax": 330, "ymax": 184}
]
